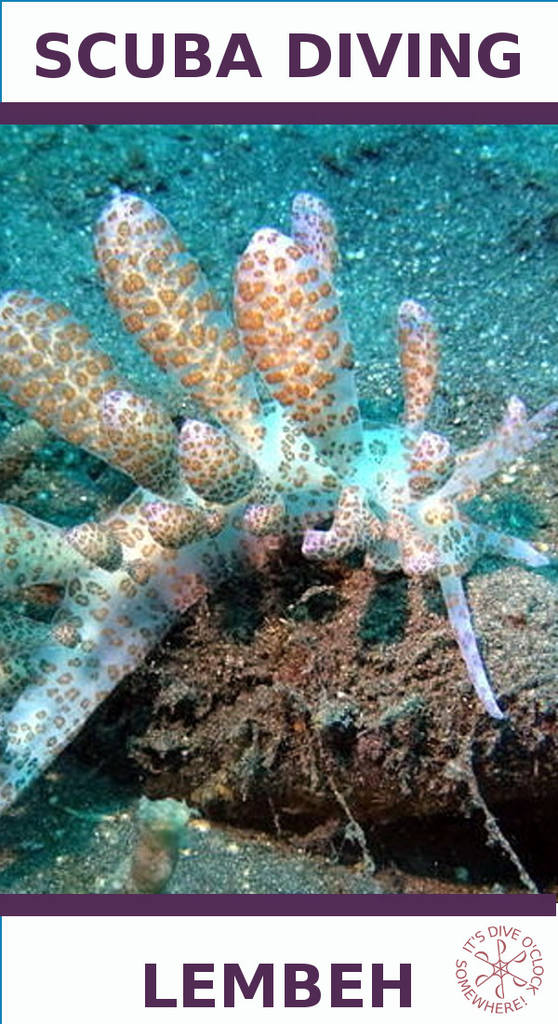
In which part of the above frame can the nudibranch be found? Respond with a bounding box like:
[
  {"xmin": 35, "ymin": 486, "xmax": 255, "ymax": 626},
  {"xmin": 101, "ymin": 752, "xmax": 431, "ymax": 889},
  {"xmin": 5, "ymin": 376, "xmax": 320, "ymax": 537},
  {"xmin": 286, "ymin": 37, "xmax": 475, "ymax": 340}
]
[{"xmin": 0, "ymin": 190, "xmax": 555, "ymax": 814}]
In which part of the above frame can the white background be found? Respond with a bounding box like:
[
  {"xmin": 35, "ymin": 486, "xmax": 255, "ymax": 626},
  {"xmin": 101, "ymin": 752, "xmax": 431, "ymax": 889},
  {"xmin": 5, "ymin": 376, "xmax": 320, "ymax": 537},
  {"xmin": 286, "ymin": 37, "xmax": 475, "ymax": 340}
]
[
  {"xmin": 2, "ymin": 913, "xmax": 557, "ymax": 1023},
  {"xmin": 1, "ymin": 2, "xmax": 558, "ymax": 103},
  {"xmin": 1, "ymin": 4, "xmax": 557, "ymax": 1021}
]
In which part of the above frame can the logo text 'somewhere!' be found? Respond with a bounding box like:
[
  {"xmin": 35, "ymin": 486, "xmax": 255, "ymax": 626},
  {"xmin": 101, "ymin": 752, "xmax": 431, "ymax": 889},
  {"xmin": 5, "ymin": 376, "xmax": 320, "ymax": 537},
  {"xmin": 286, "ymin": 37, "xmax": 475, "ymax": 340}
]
[{"xmin": 455, "ymin": 923, "xmax": 544, "ymax": 1013}]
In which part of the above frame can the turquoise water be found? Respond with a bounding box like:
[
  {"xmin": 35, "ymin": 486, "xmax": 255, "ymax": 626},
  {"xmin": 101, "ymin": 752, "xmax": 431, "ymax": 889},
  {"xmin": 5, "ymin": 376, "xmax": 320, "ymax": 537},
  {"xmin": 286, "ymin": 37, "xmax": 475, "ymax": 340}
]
[
  {"xmin": 0, "ymin": 124, "xmax": 556, "ymax": 893},
  {"xmin": 2, "ymin": 124, "xmax": 557, "ymax": 414}
]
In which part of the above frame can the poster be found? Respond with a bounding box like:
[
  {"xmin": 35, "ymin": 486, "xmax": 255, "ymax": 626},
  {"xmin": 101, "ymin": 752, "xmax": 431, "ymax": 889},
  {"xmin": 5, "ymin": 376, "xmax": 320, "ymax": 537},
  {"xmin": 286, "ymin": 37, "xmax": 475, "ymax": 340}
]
[{"xmin": 0, "ymin": 2, "xmax": 556, "ymax": 1021}]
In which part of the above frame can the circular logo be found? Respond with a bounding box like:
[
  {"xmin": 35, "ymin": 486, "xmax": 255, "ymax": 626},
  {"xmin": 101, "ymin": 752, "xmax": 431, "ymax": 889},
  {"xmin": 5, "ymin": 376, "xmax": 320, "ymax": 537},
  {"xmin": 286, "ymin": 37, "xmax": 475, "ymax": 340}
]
[{"xmin": 455, "ymin": 924, "xmax": 544, "ymax": 1011}]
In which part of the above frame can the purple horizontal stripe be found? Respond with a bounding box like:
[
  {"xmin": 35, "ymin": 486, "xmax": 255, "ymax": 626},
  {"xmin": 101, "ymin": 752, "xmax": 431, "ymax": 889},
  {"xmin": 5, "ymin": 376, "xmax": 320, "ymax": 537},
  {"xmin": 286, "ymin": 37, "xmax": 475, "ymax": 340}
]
[
  {"xmin": 0, "ymin": 102, "xmax": 557, "ymax": 125},
  {"xmin": 0, "ymin": 895, "xmax": 555, "ymax": 916}
]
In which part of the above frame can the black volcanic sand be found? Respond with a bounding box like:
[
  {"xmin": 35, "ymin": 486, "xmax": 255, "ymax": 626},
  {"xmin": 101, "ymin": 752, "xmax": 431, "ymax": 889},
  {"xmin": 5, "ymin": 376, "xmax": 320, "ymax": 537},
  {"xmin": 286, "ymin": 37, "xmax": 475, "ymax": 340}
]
[{"xmin": 0, "ymin": 124, "xmax": 557, "ymax": 894}]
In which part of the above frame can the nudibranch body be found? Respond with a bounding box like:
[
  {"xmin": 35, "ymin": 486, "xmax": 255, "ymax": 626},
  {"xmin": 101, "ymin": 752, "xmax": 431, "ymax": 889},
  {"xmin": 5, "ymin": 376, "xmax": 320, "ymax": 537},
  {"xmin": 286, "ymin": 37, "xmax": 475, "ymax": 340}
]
[{"xmin": 0, "ymin": 190, "xmax": 555, "ymax": 813}]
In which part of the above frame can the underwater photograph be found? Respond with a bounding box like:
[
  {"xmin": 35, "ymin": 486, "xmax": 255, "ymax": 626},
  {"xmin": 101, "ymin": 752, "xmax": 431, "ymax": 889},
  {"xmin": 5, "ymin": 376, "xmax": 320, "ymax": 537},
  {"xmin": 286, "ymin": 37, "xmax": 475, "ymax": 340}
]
[{"xmin": 0, "ymin": 122, "xmax": 556, "ymax": 895}]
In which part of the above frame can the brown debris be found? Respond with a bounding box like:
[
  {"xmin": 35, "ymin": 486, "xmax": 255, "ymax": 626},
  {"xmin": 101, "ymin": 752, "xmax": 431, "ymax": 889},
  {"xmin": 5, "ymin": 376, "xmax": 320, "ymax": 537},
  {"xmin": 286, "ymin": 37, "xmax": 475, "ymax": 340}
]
[{"xmin": 76, "ymin": 534, "xmax": 557, "ymax": 889}]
